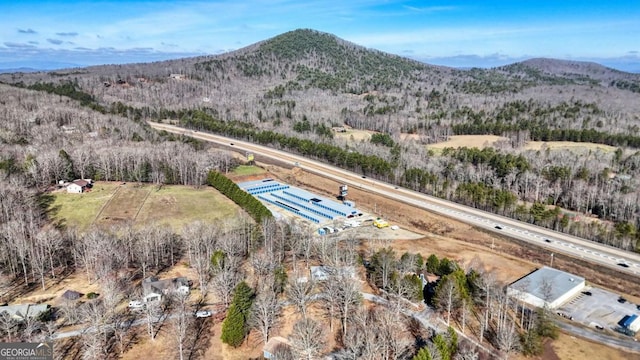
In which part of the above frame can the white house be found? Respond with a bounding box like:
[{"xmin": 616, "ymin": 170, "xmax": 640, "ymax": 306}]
[
  {"xmin": 142, "ymin": 277, "xmax": 190, "ymax": 303},
  {"xmin": 67, "ymin": 179, "xmax": 90, "ymax": 194}
]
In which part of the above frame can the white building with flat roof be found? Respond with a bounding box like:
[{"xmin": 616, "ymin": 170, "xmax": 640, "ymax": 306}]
[{"xmin": 507, "ymin": 266, "xmax": 585, "ymax": 309}]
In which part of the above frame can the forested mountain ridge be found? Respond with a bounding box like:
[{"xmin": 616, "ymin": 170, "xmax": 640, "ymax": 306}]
[{"xmin": 1, "ymin": 29, "xmax": 639, "ymax": 252}]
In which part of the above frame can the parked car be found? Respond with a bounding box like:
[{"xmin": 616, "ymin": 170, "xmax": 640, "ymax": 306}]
[
  {"xmin": 618, "ymin": 297, "xmax": 627, "ymax": 304},
  {"xmin": 128, "ymin": 300, "xmax": 144, "ymax": 309},
  {"xmin": 195, "ymin": 310, "xmax": 212, "ymax": 318}
]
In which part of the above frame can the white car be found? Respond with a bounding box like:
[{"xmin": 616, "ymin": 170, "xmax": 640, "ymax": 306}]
[
  {"xmin": 195, "ymin": 310, "xmax": 212, "ymax": 318},
  {"xmin": 128, "ymin": 300, "xmax": 144, "ymax": 309},
  {"xmin": 390, "ymin": 225, "xmax": 399, "ymax": 230}
]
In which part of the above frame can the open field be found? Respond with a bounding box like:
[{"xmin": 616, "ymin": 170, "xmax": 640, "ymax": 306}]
[
  {"xmin": 426, "ymin": 135, "xmax": 506, "ymax": 149},
  {"xmin": 424, "ymin": 134, "xmax": 617, "ymax": 153},
  {"xmin": 95, "ymin": 184, "xmax": 151, "ymax": 227},
  {"xmin": 523, "ymin": 141, "xmax": 617, "ymax": 152},
  {"xmin": 48, "ymin": 182, "xmax": 238, "ymax": 232},
  {"xmin": 48, "ymin": 183, "xmax": 120, "ymax": 230},
  {"xmin": 333, "ymin": 128, "xmax": 375, "ymax": 142},
  {"xmin": 231, "ymin": 164, "xmax": 267, "ymax": 176},
  {"xmin": 136, "ymin": 185, "xmax": 238, "ymax": 231}
]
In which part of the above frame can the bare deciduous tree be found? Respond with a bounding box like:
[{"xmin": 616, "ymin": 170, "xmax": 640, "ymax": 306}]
[
  {"xmin": 250, "ymin": 287, "xmax": 282, "ymax": 345},
  {"xmin": 286, "ymin": 278, "xmax": 317, "ymax": 319},
  {"xmin": 289, "ymin": 318, "xmax": 326, "ymax": 360}
]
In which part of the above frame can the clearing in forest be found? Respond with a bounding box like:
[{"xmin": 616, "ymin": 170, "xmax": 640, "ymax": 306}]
[
  {"xmin": 426, "ymin": 135, "xmax": 506, "ymax": 150},
  {"xmin": 95, "ymin": 184, "xmax": 151, "ymax": 227},
  {"xmin": 333, "ymin": 128, "xmax": 375, "ymax": 142},
  {"xmin": 523, "ymin": 140, "xmax": 616, "ymax": 152},
  {"xmin": 425, "ymin": 135, "xmax": 616, "ymax": 153},
  {"xmin": 48, "ymin": 182, "xmax": 238, "ymax": 232}
]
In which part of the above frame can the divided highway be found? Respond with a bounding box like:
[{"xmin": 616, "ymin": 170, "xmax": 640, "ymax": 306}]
[{"xmin": 150, "ymin": 122, "xmax": 640, "ymax": 276}]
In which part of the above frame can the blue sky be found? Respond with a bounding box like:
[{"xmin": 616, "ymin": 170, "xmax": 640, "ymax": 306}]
[{"xmin": 1, "ymin": 0, "xmax": 639, "ymax": 71}]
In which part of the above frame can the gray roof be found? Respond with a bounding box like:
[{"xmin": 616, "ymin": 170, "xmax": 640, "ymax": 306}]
[
  {"xmin": 0, "ymin": 304, "xmax": 49, "ymax": 321},
  {"xmin": 509, "ymin": 266, "xmax": 585, "ymax": 303},
  {"xmin": 142, "ymin": 277, "xmax": 190, "ymax": 295}
]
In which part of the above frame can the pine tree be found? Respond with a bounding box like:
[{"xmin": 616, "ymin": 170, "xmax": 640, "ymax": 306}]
[{"xmin": 221, "ymin": 282, "xmax": 255, "ymax": 347}]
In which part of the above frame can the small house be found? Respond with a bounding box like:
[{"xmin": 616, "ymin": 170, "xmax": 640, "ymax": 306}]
[
  {"xmin": 142, "ymin": 276, "xmax": 190, "ymax": 303},
  {"xmin": 0, "ymin": 304, "xmax": 50, "ymax": 322},
  {"xmin": 67, "ymin": 179, "xmax": 92, "ymax": 194},
  {"xmin": 263, "ymin": 336, "xmax": 291, "ymax": 360},
  {"xmin": 61, "ymin": 290, "xmax": 83, "ymax": 301},
  {"xmin": 310, "ymin": 266, "xmax": 356, "ymax": 282}
]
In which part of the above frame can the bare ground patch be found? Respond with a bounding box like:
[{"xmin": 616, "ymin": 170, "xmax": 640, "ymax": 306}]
[
  {"xmin": 524, "ymin": 141, "xmax": 616, "ymax": 152},
  {"xmin": 426, "ymin": 135, "xmax": 507, "ymax": 149}
]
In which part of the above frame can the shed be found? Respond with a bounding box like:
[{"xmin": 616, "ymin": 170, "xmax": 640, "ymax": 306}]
[
  {"xmin": 61, "ymin": 290, "xmax": 83, "ymax": 301},
  {"xmin": 623, "ymin": 314, "xmax": 640, "ymax": 332}
]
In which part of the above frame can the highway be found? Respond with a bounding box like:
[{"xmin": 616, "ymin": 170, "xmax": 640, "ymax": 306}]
[{"xmin": 149, "ymin": 122, "xmax": 640, "ymax": 276}]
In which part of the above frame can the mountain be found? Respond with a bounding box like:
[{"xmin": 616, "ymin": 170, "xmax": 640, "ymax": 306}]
[
  {"xmin": 0, "ymin": 67, "xmax": 40, "ymax": 74},
  {"xmin": 500, "ymin": 57, "xmax": 640, "ymax": 82},
  {"xmin": 1, "ymin": 29, "xmax": 639, "ymax": 141}
]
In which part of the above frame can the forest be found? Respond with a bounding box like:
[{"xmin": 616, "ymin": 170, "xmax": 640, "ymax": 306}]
[
  {"xmin": 0, "ymin": 28, "xmax": 639, "ymax": 359},
  {"xmin": 2, "ymin": 29, "xmax": 638, "ymax": 252}
]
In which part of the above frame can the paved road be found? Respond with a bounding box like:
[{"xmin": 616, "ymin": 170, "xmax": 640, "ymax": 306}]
[
  {"xmin": 150, "ymin": 122, "xmax": 640, "ymax": 276},
  {"xmin": 555, "ymin": 320, "xmax": 640, "ymax": 353}
]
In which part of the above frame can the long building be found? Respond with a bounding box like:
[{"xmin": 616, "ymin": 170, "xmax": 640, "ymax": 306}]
[{"xmin": 238, "ymin": 178, "xmax": 361, "ymax": 224}]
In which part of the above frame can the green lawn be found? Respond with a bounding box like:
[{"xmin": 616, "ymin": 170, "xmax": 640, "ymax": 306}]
[
  {"xmin": 232, "ymin": 165, "xmax": 266, "ymax": 176},
  {"xmin": 48, "ymin": 182, "xmax": 239, "ymax": 232},
  {"xmin": 48, "ymin": 183, "xmax": 120, "ymax": 231}
]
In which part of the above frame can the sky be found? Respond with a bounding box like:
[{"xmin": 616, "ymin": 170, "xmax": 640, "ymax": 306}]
[{"xmin": 1, "ymin": 0, "xmax": 639, "ymax": 71}]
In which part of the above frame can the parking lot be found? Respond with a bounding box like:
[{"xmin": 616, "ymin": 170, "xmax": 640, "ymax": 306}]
[{"xmin": 558, "ymin": 286, "xmax": 640, "ymax": 332}]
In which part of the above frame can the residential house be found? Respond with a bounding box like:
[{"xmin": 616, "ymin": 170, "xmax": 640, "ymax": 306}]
[
  {"xmin": 67, "ymin": 179, "xmax": 92, "ymax": 194},
  {"xmin": 310, "ymin": 266, "xmax": 356, "ymax": 282},
  {"xmin": 142, "ymin": 276, "xmax": 190, "ymax": 303},
  {"xmin": 263, "ymin": 336, "xmax": 291, "ymax": 360},
  {"xmin": 0, "ymin": 304, "xmax": 50, "ymax": 322}
]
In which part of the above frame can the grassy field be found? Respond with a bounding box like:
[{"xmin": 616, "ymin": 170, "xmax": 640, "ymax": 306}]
[
  {"xmin": 136, "ymin": 185, "xmax": 238, "ymax": 231},
  {"xmin": 48, "ymin": 183, "xmax": 120, "ymax": 230},
  {"xmin": 95, "ymin": 185, "xmax": 151, "ymax": 227},
  {"xmin": 426, "ymin": 135, "xmax": 506, "ymax": 150},
  {"xmin": 523, "ymin": 140, "xmax": 616, "ymax": 152},
  {"xmin": 48, "ymin": 182, "xmax": 238, "ymax": 232},
  {"xmin": 425, "ymin": 135, "xmax": 617, "ymax": 153},
  {"xmin": 232, "ymin": 164, "xmax": 267, "ymax": 176},
  {"xmin": 334, "ymin": 129, "xmax": 374, "ymax": 142}
]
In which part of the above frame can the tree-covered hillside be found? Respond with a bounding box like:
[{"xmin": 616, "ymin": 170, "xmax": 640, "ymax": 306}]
[{"xmin": 1, "ymin": 28, "xmax": 639, "ymax": 252}]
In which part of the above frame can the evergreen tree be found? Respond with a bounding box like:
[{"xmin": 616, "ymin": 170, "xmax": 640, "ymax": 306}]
[{"xmin": 221, "ymin": 282, "xmax": 255, "ymax": 347}]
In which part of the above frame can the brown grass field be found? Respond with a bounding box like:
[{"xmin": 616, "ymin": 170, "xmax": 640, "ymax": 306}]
[
  {"xmin": 95, "ymin": 184, "xmax": 152, "ymax": 226},
  {"xmin": 424, "ymin": 134, "xmax": 617, "ymax": 153},
  {"xmin": 49, "ymin": 182, "xmax": 238, "ymax": 232}
]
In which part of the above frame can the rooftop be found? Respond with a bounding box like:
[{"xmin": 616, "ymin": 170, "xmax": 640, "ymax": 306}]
[{"xmin": 509, "ymin": 266, "xmax": 585, "ymax": 303}]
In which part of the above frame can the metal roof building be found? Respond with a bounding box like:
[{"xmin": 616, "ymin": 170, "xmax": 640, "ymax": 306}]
[
  {"xmin": 622, "ymin": 314, "xmax": 640, "ymax": 333},
  {"xmin": 239, "ymin": 178, "xmax": 361, "ymax": 224},
  {"xmin": 507, "ymin": 266, "xmax": 586, "ymax": 309}
]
